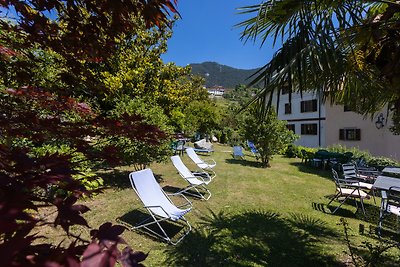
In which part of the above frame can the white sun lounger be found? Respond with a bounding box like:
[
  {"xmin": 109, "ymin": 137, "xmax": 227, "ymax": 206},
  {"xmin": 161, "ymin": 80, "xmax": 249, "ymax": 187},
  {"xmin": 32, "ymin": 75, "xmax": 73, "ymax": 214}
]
[
  {"xmin": 185, "ymin": 147, "xmax": 216, "ymax": 178},
  {"xmin": 171, "ymin": 155, "xmax": 212, "ymax": 200},
  {"xmin": 129, "ymin": 168, "xmax": 192, "ymax": 245}
]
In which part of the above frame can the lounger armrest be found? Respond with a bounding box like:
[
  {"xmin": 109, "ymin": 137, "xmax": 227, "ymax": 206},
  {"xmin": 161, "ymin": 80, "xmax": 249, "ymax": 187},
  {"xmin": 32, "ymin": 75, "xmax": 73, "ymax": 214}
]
[
  {"xmin": 204, "ymin": 159, "xmax": 216, "ymax": 166},
  {"xmin": 207, "ymin": 169, "xmax": 216, "ymax": 180},
  {"xmin": 193, "ymin": 171, "xmax": 209, "ymax": 177},
  {"xmin": 340, "ymin": 178, "xmax": 359, "ymax": 184},
  {"xmin": 167, "ymin": 192, "xmax": 192, "ymax": 208},
  {"xmin": 194, "ymin": 175, "xmax": 208, "ymax": 184},
  {"xmin": 193, "ymin": 171, "xmax": 212, "ymax": 181},
  {"xmin": 343, "ymin": 179, "xmax": 364, "ymax": 187},
  {"xmin": 344, "ymin": 174, "xmax": 359, "ymax": 180}
]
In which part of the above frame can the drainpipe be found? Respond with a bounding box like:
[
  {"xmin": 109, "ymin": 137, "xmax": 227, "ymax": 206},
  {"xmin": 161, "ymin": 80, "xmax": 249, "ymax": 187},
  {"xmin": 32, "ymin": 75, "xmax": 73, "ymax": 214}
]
[{"xmin": 318, "ymin": 88, "xmax": 322, "ymax": 147}]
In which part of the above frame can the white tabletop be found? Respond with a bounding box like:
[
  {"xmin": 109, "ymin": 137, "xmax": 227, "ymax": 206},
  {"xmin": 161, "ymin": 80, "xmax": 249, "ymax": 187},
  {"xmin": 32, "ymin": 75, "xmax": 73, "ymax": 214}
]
[
  {"xmin": 373, "ymin": 175, "xmax": 400, "ymax": 191},
  {"xmin": 382, "ymin": 167, "xmax": 400, "ymax": 175}
]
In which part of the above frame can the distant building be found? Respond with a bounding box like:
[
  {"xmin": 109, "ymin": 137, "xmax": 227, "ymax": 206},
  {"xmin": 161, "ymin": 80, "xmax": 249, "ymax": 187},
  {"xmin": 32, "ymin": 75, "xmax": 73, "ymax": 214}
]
[
  {"xmin": 273, "ymin": 90, "xmax": 400, "ymax": 161},
  {"xmin": 207, "ymin": 86, "xmax": 225, "ymax": 97}
]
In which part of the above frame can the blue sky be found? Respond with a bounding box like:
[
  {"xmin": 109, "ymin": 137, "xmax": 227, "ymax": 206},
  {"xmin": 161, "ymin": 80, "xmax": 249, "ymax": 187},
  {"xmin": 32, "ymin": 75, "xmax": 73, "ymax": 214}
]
[{"xmin": 162, "ymin": 1, "xmax": 276, "ymax": 70}]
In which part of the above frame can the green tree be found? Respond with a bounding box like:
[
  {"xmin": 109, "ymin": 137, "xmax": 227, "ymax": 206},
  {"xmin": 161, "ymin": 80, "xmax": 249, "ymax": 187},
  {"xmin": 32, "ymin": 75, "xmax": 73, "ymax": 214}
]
[
  {"xmin": 183, "ymin": 100, "xmax": 221, "ymax": 137},
  {"xmin": 108, "ymin": 97, "xmax": 173, "ymax": 170},
  {"xmin": 237, "ymin": 1, "xmax": 400, "ymax": 132},
  {"xmin": 98, "ymin": 33, "xmax": 204, "ymax": 114},
  {"xmin": 241, "ymin": 106, "xmax": 297, "ymax": 167}
]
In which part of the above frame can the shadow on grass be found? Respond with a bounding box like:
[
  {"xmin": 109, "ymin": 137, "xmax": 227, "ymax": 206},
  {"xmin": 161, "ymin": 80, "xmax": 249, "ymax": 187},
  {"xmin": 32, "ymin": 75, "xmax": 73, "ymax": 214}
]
[
  {"xmin": 225, "ymin": 158, "xmax": 264, "ymax": 168},
  {"xmin": 100, "ymin": 169, "xmax": 165, "ymax": 190},
  {"xmin": 164, "ymin": 209, "xmax": 343, "ymax": 266},
  {"xmin": 289, "ymin": 162, "xmax": 332, "ymax": 180},
  {"xmin": 314, "ymin": 195, "xmax": 382, "ymax": 224},
  {"xmin": 117, "ymin": 210, "xmax": 185, "ymax": 243}
]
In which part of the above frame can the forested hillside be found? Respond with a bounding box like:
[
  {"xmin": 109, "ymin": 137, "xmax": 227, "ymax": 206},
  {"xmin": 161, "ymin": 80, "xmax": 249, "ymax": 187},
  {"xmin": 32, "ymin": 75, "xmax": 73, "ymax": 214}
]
[{"xmin": 190, "ymin": 61, "xmax": 259, "ymax": 88}]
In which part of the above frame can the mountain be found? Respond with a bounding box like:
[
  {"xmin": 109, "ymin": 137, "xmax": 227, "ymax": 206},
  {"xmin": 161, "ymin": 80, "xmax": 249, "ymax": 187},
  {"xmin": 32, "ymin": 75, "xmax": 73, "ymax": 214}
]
[{"xmin": 190, "ymin": 62, "xmax": 260, "ymax": 88}]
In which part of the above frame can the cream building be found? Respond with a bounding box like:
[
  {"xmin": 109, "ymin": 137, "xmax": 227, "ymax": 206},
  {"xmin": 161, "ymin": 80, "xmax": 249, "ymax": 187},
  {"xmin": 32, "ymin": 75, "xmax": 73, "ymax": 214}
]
[{"xmin": 275, "ymin": 91, "xmax": 400, "ymax": 161}]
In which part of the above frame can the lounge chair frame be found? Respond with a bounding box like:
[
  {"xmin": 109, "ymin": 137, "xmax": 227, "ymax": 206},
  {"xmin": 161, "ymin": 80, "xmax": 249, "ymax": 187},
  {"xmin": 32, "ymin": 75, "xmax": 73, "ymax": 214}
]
[
  {"xmin": 171, "ymin": 155, "xmax": 212, "ymax": 200},
  {"xmin": 378, "ymin": 186, "xmax": 400, "ymax": 236},
  {"xmin": 247, "ymin": 140, "xmax": 260, "ymax": 160},
  {"xmin": 328, "ymin": 169, "xmax": 369, "ymax": 217},
  {"xmin": 128, "ymin": 169, "xmax": 192, "ymax": 245},
  {"xmin": 341, "ymin": 163, "xmax": 376, "ymax": 203},
  {"xmin": 186, "ymin": 147, "xmax": 216, "ymax": 179},
  {"xmin": 232, "ymin": 146, "xmax": 245, "ymax": 160}
]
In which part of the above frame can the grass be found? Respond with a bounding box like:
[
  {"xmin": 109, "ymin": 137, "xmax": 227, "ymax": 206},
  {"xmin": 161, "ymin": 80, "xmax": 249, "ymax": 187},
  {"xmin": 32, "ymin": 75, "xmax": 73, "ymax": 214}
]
[{"xmin": 76, "ymin": 144, "xmax": 400, "ymax": 266}]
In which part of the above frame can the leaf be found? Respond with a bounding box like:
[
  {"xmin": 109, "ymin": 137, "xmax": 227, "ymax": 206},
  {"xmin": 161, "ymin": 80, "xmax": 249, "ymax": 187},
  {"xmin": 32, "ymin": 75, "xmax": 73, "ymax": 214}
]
[
  {"xmin": 91, "ymin": 223, "xmax": 126, "ymax": 246},
  {"xmin": 119, "ymin": 247, "xmax": 148, "ymax": 267},
  {"xmin": 81, "ymin": 242, "xmax": 108, "ymax": 267},
  {"xmin": 54, "ymin": 196, "xmax": 90, "ymax": 233}
]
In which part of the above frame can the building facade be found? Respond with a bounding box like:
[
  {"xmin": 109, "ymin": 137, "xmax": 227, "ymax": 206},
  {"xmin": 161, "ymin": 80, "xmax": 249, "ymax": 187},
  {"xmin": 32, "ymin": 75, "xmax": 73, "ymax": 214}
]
[
  {"xmin": 275, "ymin": 91, "xmax": 400, "ymax": 161},
  {"xmin": 207, "ymin": 86, "xmax": 225, "ymax": 97}
]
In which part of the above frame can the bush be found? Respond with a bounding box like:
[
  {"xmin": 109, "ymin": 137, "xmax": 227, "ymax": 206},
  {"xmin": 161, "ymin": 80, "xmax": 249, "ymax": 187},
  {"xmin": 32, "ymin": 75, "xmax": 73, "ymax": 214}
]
[
  {"xmin": 31, "ymin": 144, "xmax": 103, "ymax": 192},
  {"xmin": 285, "ymin": 144, "xmax": 299, "ymax": 158},
  {"xmin": 326, "ymin": 144, "xmax": 372, "ymax": 161},
  {"xmin": 241, "ymin": 107, "xmax": 298, "ymax": 167},
  {"xmin": 109, "ymin": 98, "xmax": 172, "ymax": 170},
  {"xmin": 297, "ymin": 144, "xmax": 399, "ymax": 169},
  {"xmin": 367, "ymin": 157, "xmax": 399, "ymax": 170},
  {"xmin": 296, "ymin": 146, "xmax": 317, "ymax": 157}
]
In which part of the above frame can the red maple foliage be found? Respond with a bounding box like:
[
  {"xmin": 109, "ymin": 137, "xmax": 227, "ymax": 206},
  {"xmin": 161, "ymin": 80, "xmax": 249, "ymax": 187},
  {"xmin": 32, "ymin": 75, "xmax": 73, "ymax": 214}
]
[
  {"xmin": 0, "ymin": 86, "xmax": 167, "ymax": 266},
  {"xmin": 0, "ymin": 1, "xmax": 179, "ymax": 266}
]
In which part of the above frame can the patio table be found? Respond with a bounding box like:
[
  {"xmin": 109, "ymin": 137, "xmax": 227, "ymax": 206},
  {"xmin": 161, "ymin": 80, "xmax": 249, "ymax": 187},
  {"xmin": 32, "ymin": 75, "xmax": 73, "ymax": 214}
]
[
  {"xmin": 373, "ymin": 175, "xmax": 400, "ymax": 191},
  {"xmin": 314, "ymin": 150, "xmax": 346, "ymax": 169},
  {"xmin": 382, "ymin": 167, "xmax": 400, "ymax": 176}
]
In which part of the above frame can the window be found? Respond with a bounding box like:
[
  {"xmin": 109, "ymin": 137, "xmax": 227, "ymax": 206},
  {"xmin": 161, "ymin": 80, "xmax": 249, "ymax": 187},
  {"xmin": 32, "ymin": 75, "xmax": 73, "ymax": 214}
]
[
  {"xmin": 286, "ymin": 124, "xmax": 295, "ymax": 133},
  {"xmin": 339, "ymin": 128, "xmax": 361, "ymax": 141},
  {"xmin": 301, "ymin": 124, "xmax": 318, "ymax": 135},
  {"xmin": 284, "ymin": 103, "xmax": 292, "ymax": 114},
  {"xmin": 344, "ymin": 105, "xmax": 352, "ymax": 112},
  {"xmin": 300, "ymin": 99, "xmax": 318, "ymax": 113}
]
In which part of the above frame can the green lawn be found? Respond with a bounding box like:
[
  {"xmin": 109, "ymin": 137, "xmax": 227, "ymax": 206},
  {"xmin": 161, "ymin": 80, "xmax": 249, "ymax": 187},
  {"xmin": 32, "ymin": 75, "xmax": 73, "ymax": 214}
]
[{"xmin": 81, "ymin": 144, "xmax": 399, "ymax": 266}]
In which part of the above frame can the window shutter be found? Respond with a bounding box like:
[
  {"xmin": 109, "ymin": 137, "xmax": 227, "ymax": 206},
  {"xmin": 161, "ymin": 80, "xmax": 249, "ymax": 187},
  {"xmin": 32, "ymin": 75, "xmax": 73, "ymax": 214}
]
[
  {"xmin": 312, "ymin": 99, "xmax": 318, "ymax": 111},
  {"xmin": 355, "ymin": 129, "xmax": 361, "ymax": 140},
  {"xmin": 339, "ymin": 129, "xmax": 344, "ymax": 140}
]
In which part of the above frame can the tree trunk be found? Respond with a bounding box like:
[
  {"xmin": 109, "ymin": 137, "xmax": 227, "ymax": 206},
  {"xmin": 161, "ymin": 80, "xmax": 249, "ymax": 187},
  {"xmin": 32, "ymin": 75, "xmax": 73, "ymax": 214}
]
[{"xmin": 261, "ymin": 156, "xmax": 271, "ymax": 168}]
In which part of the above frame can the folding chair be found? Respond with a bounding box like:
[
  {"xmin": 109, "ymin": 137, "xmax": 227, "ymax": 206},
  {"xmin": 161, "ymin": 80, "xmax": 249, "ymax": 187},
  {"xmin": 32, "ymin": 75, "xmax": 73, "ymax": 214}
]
[
  {"xmin": 185, "ymin": 147, "xmax": 216, "ymax": 178},
  {"xmin": 247, "ymin": 140, "xmax": 260, "ymax": 160},
  {"xmin": 232, "ymin": 146, "xmax": 245, "ymax": 160},
  {"xmin": 378, "ymin": 186, "xmax": 400, "ymax": 236},
  {"xmin": 171, "ymin": 155, "xmax": 212, "ymax": 200},
  {"xmin": 327, "ymin": 169, "xmax": 370, "ymax": 217},
  {"xmin": 341, "ymin": 163, "xmax": 376, "ymax": 203},
  {"xmin": 342, "ymin": 163, "xmax": 378, "ymax": 182},
  {"xmin": 128, "ymin": 168, "xmax": 192, "ymax": 245}
]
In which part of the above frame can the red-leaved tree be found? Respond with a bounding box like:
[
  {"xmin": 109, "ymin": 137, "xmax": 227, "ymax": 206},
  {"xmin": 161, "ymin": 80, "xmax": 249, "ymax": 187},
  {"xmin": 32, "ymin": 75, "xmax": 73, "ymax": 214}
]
[{"xmin": 0, "ymin": 1, "xmax": 179, "ymax": 266}]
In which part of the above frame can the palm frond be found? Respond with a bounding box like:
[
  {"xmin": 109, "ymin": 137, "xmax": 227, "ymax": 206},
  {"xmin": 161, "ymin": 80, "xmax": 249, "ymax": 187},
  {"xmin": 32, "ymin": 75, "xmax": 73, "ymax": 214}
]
[{"xmin": 238, "ymin": 0, "xmax": 398, "ymax": 117}]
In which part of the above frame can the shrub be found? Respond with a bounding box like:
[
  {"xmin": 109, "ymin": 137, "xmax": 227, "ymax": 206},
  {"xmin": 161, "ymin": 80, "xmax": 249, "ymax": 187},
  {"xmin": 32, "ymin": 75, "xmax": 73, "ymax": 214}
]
[
  {"xmin": 326, "ymin": 144, "xmax": 372, "ymax": 161},
  {"xmin": 109, "ymin": 98, "xmax": 172, "ymax": 170},
  {"xmin": 285, "ymin": 144, "xmax": 299, "ymax": 158},
  {"xmin": 367, "ymin": 157, "xmax": 399, "ymax": 170},
  {"xmin": 299, "ymin": 144, "xmax": 399, "ymax": 169},
  {"xmin": 296, "ymin": 146, "xmax": 317, "ymax": 156},
  {"xmin": 241, "ymin": 107, "xmax": 298, "ymax": 167},
  {"xmin": 31, "ymin": 144, "xmax": 103, "ymax": 192}
]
